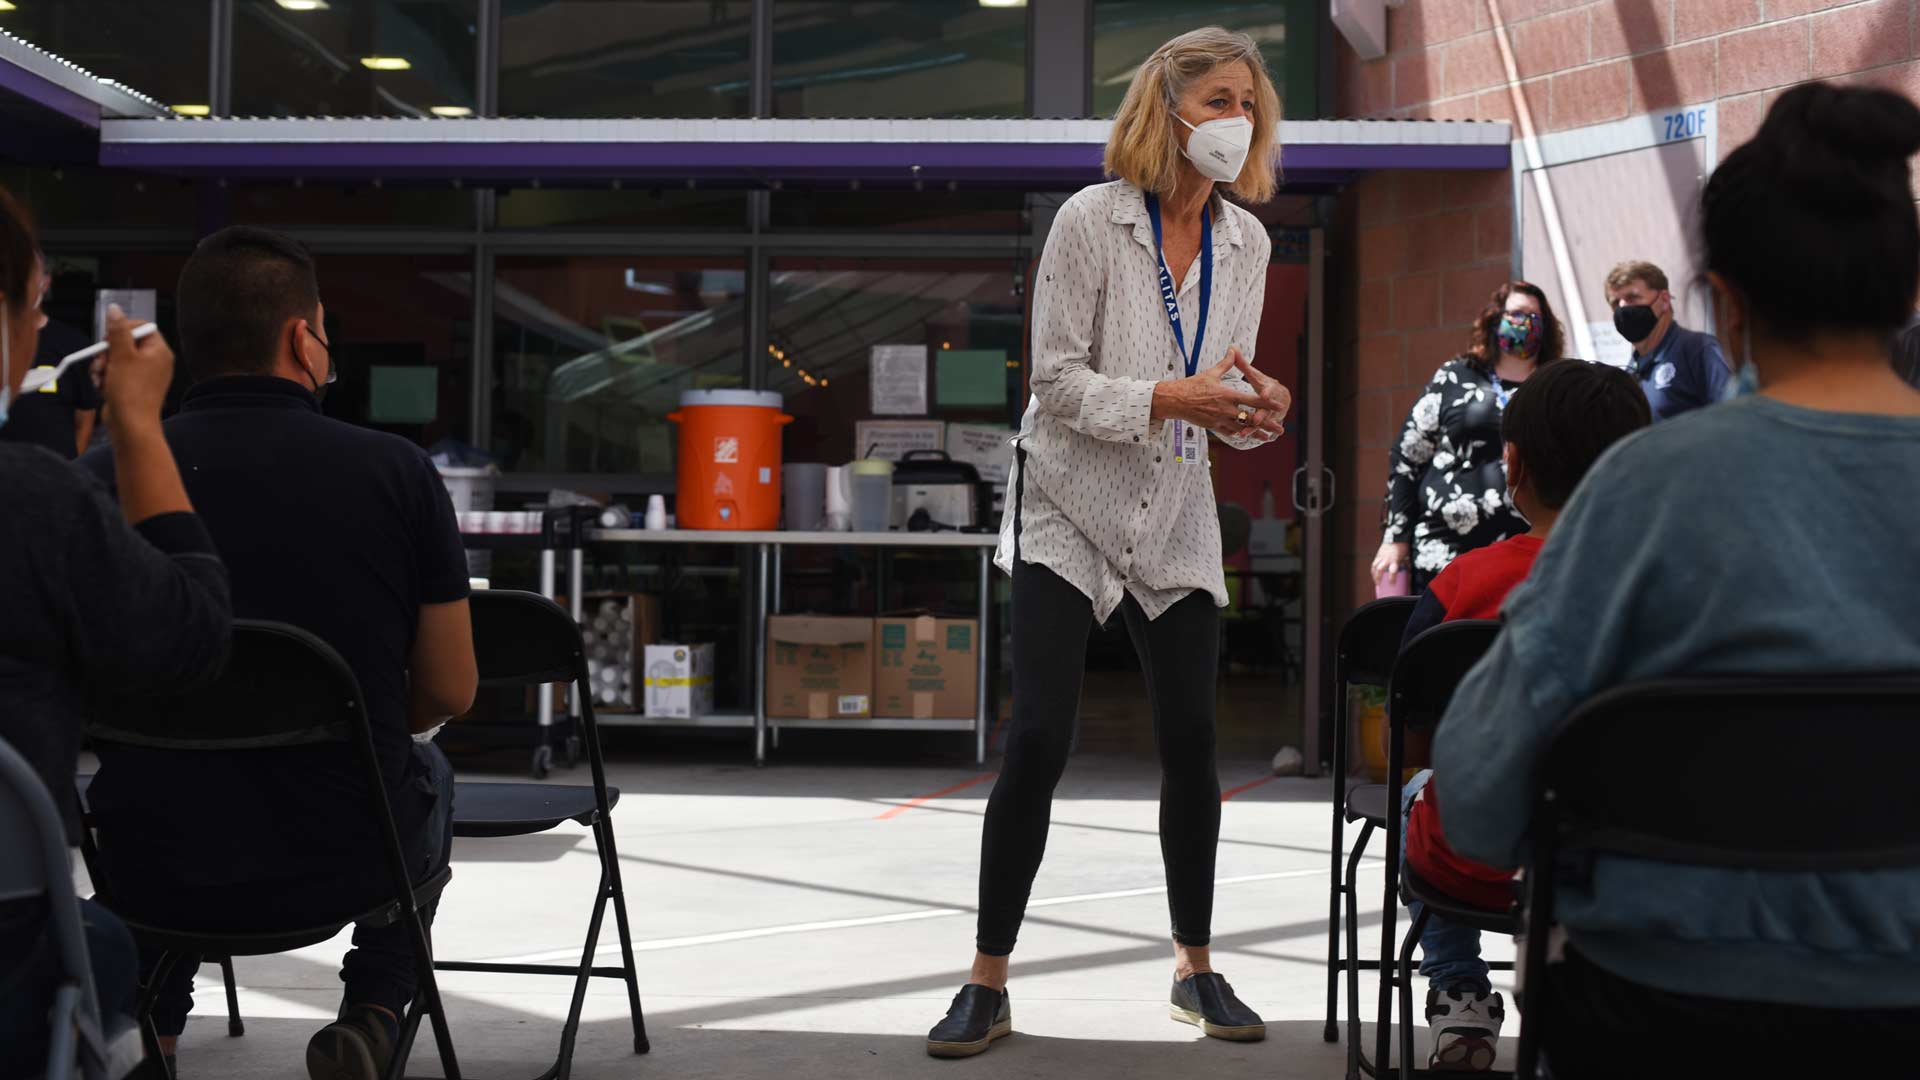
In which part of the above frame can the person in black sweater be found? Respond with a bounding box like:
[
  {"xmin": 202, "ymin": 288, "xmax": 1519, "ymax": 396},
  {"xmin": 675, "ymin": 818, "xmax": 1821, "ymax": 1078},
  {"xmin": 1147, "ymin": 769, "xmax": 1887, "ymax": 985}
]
[{"xmin": 0, "ymin": 188, "xmax": 232, "ymax": 1079}]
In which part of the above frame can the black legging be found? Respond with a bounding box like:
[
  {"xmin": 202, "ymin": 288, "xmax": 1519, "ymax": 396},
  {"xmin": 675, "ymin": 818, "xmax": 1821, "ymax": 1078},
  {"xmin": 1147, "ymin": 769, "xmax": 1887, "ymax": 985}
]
[{"xmin": 975, "ymin": 556, "xmax": 1221, "ymax": 956}]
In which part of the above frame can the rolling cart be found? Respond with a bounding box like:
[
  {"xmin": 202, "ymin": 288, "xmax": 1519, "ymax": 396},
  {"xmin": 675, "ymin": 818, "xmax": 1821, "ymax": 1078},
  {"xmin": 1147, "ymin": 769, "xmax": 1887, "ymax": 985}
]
[{"xmin": 458, "ymin": 506, "xmax": 595, "ymax": 778}]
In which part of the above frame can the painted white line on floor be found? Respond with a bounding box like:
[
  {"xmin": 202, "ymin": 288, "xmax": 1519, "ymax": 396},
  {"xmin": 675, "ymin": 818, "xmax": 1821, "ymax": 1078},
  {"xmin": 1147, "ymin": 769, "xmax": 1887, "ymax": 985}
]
[{"xmin": 482, "ymin": 866, "xmax": 1331, "ymax": 965}]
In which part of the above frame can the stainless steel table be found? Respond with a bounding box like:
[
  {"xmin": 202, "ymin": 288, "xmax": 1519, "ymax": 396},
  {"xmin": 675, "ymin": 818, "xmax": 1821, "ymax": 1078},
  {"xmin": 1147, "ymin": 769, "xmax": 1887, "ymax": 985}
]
[{"xmin": 586, "ymin": 529, "xmax": 1000, "ymax": 765}]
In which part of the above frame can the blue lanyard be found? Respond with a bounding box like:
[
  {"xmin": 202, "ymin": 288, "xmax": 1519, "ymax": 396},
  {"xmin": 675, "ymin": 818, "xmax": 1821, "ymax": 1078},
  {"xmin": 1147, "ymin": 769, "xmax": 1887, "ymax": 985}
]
[{"xmin": 1145, "ymin": 193, "xmax": 1212, "ymax": 378}]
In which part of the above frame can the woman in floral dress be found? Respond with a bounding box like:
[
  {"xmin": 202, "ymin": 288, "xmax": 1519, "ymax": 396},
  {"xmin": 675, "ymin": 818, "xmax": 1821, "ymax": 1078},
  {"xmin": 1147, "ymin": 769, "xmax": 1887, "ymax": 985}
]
[{"xmin": 1372, "ymin": 281, "xmax": 1568, "ymax": 591}]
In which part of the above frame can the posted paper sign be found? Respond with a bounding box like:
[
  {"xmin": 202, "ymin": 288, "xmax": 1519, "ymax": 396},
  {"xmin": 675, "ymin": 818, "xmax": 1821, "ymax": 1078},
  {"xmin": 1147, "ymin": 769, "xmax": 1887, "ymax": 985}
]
[
  {"xmin": 854, "ymin": 419, "xmax": 944, "ymax": 462},
  {"xmin": 870, "ymin": 344, "xmax": 929, "ymax": 415},
  {"xmin": 945, "ymin": 423, "xmax": 1015, "ymax": 485},
  {"xmin": 1584, "ymin": 321, "xmax": 1635, "ymax": 372}
]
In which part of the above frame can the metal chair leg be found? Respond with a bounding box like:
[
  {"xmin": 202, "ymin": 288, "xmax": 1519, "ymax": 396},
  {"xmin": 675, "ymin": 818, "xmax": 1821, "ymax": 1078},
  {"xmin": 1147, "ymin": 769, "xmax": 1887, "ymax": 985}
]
[
  {"xmin": 386, "ymin": 995, "xmax": 426, "ymax": 1080},
  {"xmin": 1344, "ymin": 821, "xmax": 1375, "ymax": 1080},
  {"xmin": 406, "ymin": 916, "xmax": 462, "ymax": 1080},
  {"xmin": 218, "ymin": 956, "xmax": 243, "ymax": 1037},
  {"xmin": 1398, "ymin": 906, "xmax": 1430, "ymax": 1080},
  {"xmin": 1326, "ymin": 805, "xmax": 1347, "ymax": 1042},
  {"xmin": 551, "ymin": 852, "xmax": 615, "ymax": 1080},
  {"xmin": 593, "ymin": 816, "xmax": 649, "ymax": 1053},
  {"xmin": 1374, "ymin": 851, "xmax": 1400, "ymax": 1079},
  {"xmin": 135, "ymin": 952, "xmax": 181, "ymax": 1080}
]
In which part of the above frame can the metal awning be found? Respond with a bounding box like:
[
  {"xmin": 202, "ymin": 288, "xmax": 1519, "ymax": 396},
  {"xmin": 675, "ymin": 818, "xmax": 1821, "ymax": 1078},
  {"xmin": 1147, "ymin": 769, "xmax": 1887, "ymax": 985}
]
[
  {"xmin": 0, "ymin": 32, "xmax": 168, "ymax": 129},
  {"xmin": 94, "ymin": 117, "xmax": 1510, "ymax": 189}
]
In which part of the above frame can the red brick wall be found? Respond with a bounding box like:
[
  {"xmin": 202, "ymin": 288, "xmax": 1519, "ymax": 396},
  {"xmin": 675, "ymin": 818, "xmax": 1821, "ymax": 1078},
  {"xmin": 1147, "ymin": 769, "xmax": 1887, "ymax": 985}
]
[{"xmin": 1327, "ymin": 0, "xmax": 1920, "ymax": 622}]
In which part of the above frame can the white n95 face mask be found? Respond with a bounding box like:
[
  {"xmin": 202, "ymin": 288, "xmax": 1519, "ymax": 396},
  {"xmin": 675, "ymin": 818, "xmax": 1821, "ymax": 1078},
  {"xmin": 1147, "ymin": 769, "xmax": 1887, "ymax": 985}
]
[{"xmin": 1175, "ymin": 114, "xmax": 1254, "ymax": 183}]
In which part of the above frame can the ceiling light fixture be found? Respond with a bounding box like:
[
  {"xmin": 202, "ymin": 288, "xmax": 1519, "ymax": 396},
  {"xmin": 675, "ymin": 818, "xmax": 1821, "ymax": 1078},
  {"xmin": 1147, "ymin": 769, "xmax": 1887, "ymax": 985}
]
[
  {"xmin": 172, "ymin": 104, "xmax": 212, "ymax": 116},
  {"xmin": 978, "ymin": 0, "xmax": 1026, "ymax": 7},
  {"xmin": 0, "ymin": 2, "xmax": 19, "ymax": 12},
  {"xmin": 360, "ymin": 56, "xmax": 412, "ymax": 71},
  {"xmin": 275, "ymin": 0, "xmax": 331, "ymax": 9},
  {"xmin": 429, "ymin": 105, "xmax": 473, "ymax": 117}
]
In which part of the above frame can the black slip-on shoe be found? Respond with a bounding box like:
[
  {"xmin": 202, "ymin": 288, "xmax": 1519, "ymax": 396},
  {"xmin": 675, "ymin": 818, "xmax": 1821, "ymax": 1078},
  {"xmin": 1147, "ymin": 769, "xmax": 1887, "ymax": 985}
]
[
  {"xmin": 305, "ymin": 1005, "xmax": 395, "ymax": 1080},
  {"xmin": 926, "ymin": 984, "xmax": 1012, "ymax": 1059},
  {"xmin": 1170, "ymin": 972, "xmax": 1266, "ymax": 1042}
]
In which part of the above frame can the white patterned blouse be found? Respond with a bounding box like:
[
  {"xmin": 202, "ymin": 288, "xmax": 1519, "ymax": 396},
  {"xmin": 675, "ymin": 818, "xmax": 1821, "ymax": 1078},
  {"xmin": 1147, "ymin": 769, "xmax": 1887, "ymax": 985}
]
[{"xmin": 994, "ymin": 179, "xmax": 1274, "ymax": 623}]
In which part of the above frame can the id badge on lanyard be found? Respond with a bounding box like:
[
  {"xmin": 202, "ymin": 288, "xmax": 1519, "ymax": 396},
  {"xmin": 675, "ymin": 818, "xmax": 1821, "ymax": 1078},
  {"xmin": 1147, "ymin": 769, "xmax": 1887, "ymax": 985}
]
[{"xmin": 1148, "ymin": 193, "xmax": 1212, "ymax": 465}]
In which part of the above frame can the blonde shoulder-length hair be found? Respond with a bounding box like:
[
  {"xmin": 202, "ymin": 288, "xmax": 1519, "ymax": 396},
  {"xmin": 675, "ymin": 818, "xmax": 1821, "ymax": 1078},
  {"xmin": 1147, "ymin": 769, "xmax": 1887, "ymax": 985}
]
[{"xmin": 1103, "ymin": 26, "xmax": 1282, "ymax": 205}]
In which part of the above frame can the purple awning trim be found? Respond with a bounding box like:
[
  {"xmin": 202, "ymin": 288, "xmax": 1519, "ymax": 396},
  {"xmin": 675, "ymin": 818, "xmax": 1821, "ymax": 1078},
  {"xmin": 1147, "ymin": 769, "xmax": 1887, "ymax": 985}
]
[
  {"xmin": 98, "ymin": 138, "xmax": 1507, "ymax": 184},
  {"xmin": 0, "ymin": 57, "xmax": 99, "ymax": 129}
]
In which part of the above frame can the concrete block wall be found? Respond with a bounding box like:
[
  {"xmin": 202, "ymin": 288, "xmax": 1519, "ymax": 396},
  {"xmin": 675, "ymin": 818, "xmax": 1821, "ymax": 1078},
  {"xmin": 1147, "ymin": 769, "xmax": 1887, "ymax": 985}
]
[{"xmin": 1327, "ymin": 0, "xmax": 1920, "ymax": 621}]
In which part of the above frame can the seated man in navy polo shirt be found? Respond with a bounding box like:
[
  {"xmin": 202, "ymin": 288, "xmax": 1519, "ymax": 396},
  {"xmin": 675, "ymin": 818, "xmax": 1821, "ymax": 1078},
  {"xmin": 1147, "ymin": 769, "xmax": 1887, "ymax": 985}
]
[
  {"xmin": 81, "ymin": 226, "xmax": 476, "ymax": 1080},
  {"xmin": 1603, "ymin": 259, "xmax": 1730, "ymax": 420}
]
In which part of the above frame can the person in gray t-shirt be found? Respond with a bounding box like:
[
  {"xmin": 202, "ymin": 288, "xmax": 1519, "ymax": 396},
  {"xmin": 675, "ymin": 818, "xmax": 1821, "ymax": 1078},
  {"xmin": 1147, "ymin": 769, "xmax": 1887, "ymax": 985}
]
[{"xmin": 1435, "ymin": 83, "xmax": 1920, "ymax": 1076}]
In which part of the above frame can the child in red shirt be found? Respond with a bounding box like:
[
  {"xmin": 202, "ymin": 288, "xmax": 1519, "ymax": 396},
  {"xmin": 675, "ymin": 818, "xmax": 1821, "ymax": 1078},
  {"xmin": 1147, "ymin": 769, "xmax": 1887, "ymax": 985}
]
[{"xmin": 1397, "ymin": 359, "xmax": 1651, "ymax": 1071}]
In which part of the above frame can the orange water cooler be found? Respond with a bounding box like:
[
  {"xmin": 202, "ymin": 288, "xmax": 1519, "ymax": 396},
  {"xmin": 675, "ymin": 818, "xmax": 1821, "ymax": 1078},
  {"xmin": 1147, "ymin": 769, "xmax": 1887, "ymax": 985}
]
[{"xmin": 668, "ymin": 389, "xmax": 792, "ymax": 530}]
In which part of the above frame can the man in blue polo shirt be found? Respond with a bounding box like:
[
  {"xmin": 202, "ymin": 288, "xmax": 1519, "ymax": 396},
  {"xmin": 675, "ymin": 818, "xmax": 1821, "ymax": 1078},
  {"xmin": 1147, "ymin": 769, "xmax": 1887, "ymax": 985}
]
[
  {"xmin": 1603, "ymin": 260, "xmax": 1730, "ymax": 420},
  {"xmin": 81, "ymin": 227, "xmax": 477, "ymax": 1080}
]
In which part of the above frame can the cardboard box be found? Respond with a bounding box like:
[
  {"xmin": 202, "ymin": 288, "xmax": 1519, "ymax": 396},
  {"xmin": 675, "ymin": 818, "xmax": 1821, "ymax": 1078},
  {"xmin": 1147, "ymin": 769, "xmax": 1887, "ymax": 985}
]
[
  {"xmin": 873, "ymin": 616, "xmax": 980, "ymax": 719},
  {"xmin": 643, "ymin": 643, "xmax": 715, "ymax": 719},
  {"xmin": 766, "ymin": 616, "xmax": 873, "ymax": 719}
]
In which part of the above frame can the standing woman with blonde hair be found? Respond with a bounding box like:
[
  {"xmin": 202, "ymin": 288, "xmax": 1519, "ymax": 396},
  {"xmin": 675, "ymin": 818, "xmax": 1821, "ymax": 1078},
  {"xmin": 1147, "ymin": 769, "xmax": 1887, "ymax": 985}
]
[{"xmin": 925, "ymin": 26, "xmax": 1292, "ymax": 1059}]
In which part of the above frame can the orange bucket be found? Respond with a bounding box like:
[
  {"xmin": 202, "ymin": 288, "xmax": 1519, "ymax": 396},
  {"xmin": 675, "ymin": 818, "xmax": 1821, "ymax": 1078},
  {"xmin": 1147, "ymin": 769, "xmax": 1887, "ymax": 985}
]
[{"xmin": 668, "ymin": 390, "xmax": 793, "ymax": 530}]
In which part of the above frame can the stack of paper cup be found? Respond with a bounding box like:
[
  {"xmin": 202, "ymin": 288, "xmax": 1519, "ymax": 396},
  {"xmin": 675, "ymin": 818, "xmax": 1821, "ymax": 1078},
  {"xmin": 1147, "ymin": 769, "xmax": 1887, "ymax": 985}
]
[{"xmin": 823, "ymin": 465, "xmax": 852, "ymax": 531}]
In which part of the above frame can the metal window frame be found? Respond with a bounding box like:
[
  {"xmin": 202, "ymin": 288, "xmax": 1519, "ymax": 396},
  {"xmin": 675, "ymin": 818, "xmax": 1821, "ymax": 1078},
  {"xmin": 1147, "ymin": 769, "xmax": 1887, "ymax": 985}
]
[
  {"xmin": 68, "ymin": 0, "xmax": 1333, "ymax": 752},
  {"xmin": 65, "ymin": 0, "xmax": 1330, "ymax": 498}
]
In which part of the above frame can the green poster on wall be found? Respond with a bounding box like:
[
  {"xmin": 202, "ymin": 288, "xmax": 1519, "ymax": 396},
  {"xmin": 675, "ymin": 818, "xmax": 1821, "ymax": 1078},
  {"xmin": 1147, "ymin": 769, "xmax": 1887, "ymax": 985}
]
[{"xmin": 936, "ymin": 349, "xmax": 1006, "ymax": 408}]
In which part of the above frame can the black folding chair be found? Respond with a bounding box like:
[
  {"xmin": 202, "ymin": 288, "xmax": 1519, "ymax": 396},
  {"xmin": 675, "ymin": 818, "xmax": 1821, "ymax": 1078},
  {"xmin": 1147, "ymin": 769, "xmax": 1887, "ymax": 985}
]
[
  {"xmin": 84, "ymin": 621, "xmax": 461, "ymax": 1080},
  {"xmin": 1381, "ymin": 620, "xmax": 1510, "ymax": 1080},
  {"xmin": 1514, "ymin": 677, "xmax": 1920, "ymax": 1079},
  {"xmin": 0, "ymin": 738, "xmax": 144, "ymax": 1080},
  {"xmin": 75, "ymin": 773, "xmax": 245, "ymax": 1041},
  {"xmin": 1326, "ymin": 596, "xmax": 1417, "ymax": 1064},
  {"xmin": 428, "ymin": 590, "xmax": 647, "ymax": 1080}
]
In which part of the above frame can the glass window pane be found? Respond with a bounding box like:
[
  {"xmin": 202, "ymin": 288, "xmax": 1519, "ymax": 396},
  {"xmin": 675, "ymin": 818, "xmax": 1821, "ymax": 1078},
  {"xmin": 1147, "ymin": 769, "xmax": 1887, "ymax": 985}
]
[
  {"xmin": 770, "ymin": 191, "xmax": 1024, "ymax": 234},
  {"xmin": 3, "ymin": 168, "xmax": 200, "ymax": 231},
  {"xmin": 769, "ymin": 256, "xmax": 1024, "ymax": 467},
  {"xmin": 772, "ymin": 2, "xmax": 1027, "ymax": 118},
  {"xmin": 495, "ymin": 187, "xmax": 748, "ymax": 230},
  {"xmin": 491, "ymin": 256, "xmax": 747, "ymax": 474},
  {"xmin": 36, "ymin": 250, "xmax": 474, "ymax": 449},
  {"xmin": 232, "ymin": 0, "xmax": 477, "ymax": 118},
  {"xmin": 38, "ymin": 252, "xmax": 191, "ymax": 415},
  {"xmin": 310, "ymin": 254, "xmax": 476, "ymax": 448},
  {"xmin": 231, "ymin": 183, "xmax": 475, "ymax": 228},
  {"xmin": 0, "ymin": 2, "xmax": 211, "ymax": 109},
  {"xmin": 499, "ymin": 1, "xmax": 752, "ymax": 118},
  {"xmin": 1092, "ymin": 1, "xmax": 1317, "ymax": 121}
]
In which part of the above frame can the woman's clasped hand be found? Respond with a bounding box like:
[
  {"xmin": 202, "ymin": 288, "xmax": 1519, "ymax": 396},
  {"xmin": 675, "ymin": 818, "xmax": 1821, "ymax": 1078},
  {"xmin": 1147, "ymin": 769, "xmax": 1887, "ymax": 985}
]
[{"xmin": 1152, "ymin": 346, "xmax": 1291, "ymax": 441}]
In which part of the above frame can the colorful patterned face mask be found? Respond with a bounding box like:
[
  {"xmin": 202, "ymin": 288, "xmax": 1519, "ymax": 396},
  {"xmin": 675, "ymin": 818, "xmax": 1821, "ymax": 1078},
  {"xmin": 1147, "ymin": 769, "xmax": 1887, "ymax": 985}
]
[{"xmin": 1495, "ymin": 311, "xmax": 1542, "ymax": 358}]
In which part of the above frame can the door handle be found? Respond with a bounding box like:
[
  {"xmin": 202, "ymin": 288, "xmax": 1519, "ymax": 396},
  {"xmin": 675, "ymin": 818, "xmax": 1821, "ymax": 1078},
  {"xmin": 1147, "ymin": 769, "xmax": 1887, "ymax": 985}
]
[{"xmin": 1291, "ymin": 467, "xmax": 1336, "ymax": 516}]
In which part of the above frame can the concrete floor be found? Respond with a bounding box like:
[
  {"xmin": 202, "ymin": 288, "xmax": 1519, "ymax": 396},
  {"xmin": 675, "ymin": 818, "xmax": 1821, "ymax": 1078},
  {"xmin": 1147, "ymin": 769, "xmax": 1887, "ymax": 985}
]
[{"xmin": 98, "ymin": 749, "xmax": 1516, "ymax": 1079}]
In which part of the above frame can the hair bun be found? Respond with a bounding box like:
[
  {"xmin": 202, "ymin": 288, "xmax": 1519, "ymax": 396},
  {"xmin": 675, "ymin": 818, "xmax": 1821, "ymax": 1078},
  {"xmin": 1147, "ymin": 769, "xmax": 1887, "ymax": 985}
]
[{"xmin": 1761, "ymin": 82, "xmax": 1920, "ymax": 168}]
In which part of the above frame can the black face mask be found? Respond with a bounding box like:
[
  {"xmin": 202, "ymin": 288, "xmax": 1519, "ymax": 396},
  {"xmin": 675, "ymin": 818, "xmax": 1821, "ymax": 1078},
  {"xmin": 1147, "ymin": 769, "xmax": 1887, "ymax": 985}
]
[
  {"xmin": 1613, "ymin": 303, "xmax": 1659, "ymax": 344},
  {"xmin": 302, "ymin": 324, "xmax": 335, "ymax": 404}
]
